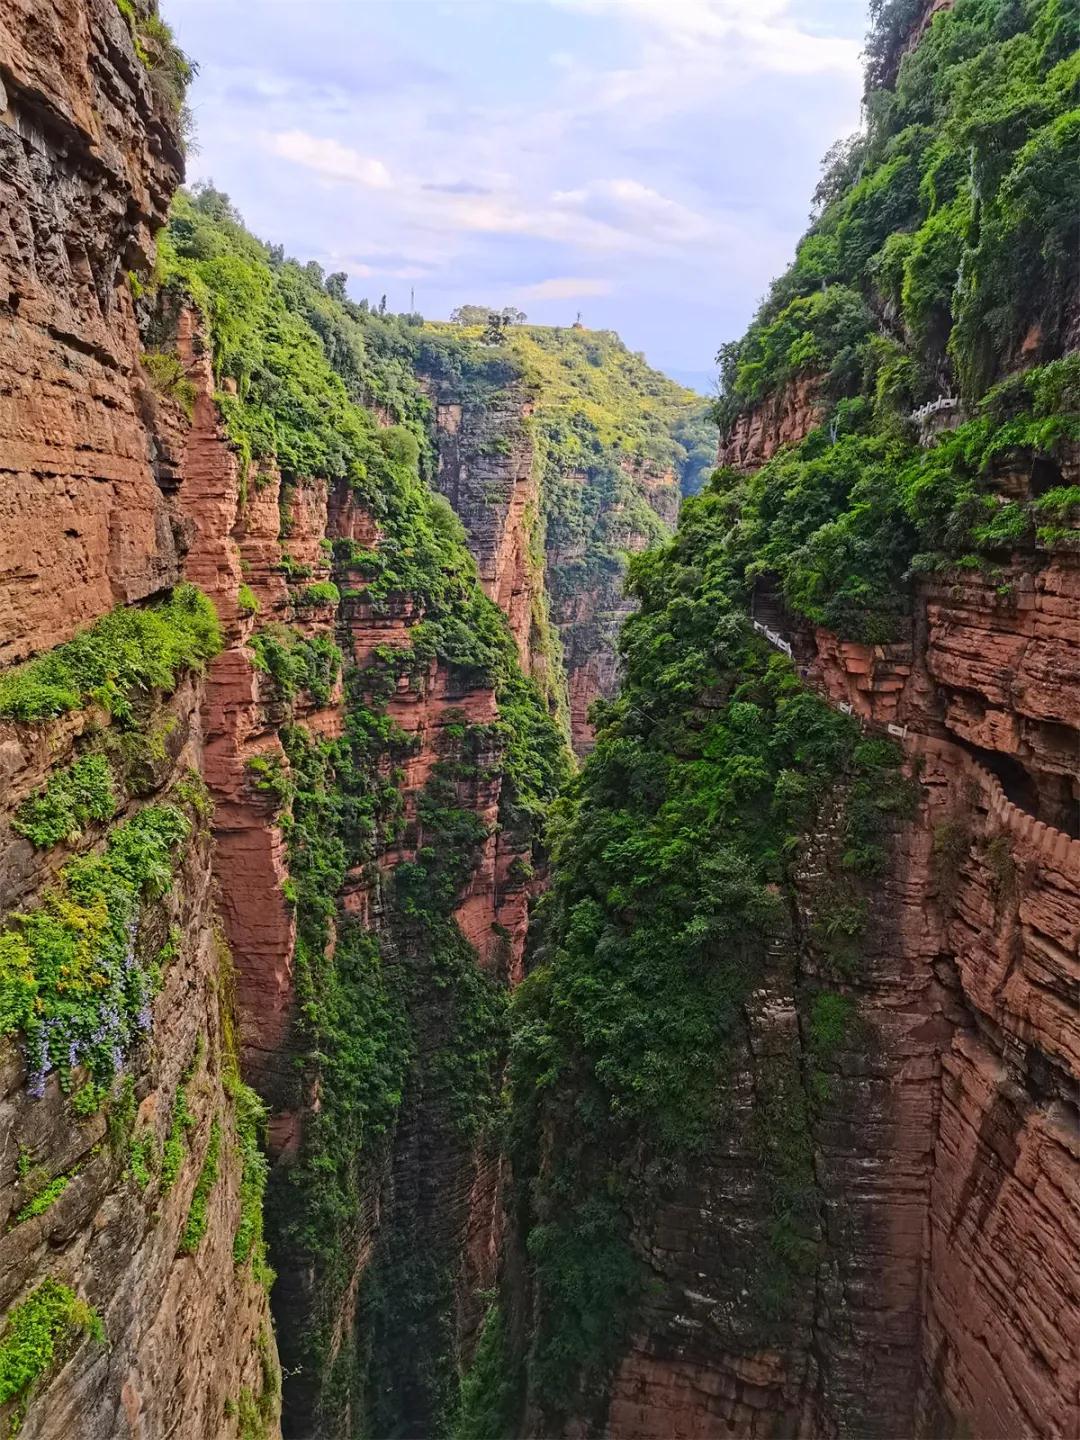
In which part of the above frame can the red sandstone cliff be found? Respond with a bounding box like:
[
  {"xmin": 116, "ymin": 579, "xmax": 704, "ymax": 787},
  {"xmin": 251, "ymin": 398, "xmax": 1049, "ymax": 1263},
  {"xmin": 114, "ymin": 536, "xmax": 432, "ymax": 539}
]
[
  {"xmin": 550, "ymin": 455, "xmax": 680, "ymax": 752},
  {"xmin": 429, "ymin": 388, "xmax": 544, "ymax": 679},
  {"xmin": 0, "ymin": 0, "xmax": 187, "ymax": 667},
  {"xmin": 425, "ymin": 371, "xmax": 682, "ymax": 755},
  {"xmin": 158, "ymin": 308, "xmax": 542, "ymax": 1432},
  {"xmin": 0, "ymin": 4, "xmax": 278, "ymax": 1434},
  {"xmin": 596, "ymin": 434, "xmax": 1079, "ymax": 1437},
  {"xmin": 716, "ymin": 375, "xmax": 824, "ymax": 474}
]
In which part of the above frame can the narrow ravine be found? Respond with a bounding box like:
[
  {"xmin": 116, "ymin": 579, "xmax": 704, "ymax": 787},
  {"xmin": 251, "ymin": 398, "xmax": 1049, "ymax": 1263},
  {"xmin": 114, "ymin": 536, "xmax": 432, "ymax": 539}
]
[{"xmin": 0, "ymin": 1, "xmax": 1076, "ymax": 1438}]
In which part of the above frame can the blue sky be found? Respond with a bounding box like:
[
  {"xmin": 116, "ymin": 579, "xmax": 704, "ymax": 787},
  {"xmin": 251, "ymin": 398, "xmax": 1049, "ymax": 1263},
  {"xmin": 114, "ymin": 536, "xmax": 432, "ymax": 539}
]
[{"xmin": 166, "ymin": 0, "xmax": 870, "ymax": 390}]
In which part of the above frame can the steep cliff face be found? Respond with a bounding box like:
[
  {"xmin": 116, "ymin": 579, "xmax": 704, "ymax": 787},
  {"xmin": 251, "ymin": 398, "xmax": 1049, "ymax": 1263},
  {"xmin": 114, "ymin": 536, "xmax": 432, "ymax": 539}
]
[
  {"xmin": 0, "ymin": 8, "xmax": 569, "ymax": 1437},
  {"xmin": 425, "ymin": 378, "xmax": 551, "ymax": 693},
  {"xmin": 141, "ymin": 190, "xmax": 569, "ymax": 1438},
  {"xmin": 421, "ymin": 324, "xmax": 707, "ymax": 754},
  {"xmin": 501, "ymin": 512, "xmax": 1078, "ymax": 1440},
  {"xmin": 0, "ymin": 0, "xmax": 185, "ymax": 666},
  {"xmin": 495, "ymin": 2, "xmax": 1079, "ymax": 1437},
  {"xmin": 4, "ymin": 3, "xmax": 1076, "ymax": 1438},
  {"xmin": 0, "ymin": 6, "xmax": 279, "ymax": 1437},
  {"xmin": 716, "ymin": 375, "xmax": 823, "ymax": 474}
]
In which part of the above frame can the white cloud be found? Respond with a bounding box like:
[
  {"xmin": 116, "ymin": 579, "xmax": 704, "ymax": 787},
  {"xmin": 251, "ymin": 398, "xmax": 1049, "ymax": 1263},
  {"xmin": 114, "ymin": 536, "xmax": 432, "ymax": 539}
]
[
  {"xmin": 259, "ymin": 129, "xmax": 715, "ymax": 257},
  {"xmin": 266, "ymin": 130, "xmax": 392, "ymax": 188},
  {"xmin": 516, "ymin": 276, "xmax": 613, "ymax": 301},
  {"xmin": 171, "ymin": 0, "xmax": 866, "ymax": 370},
  {"xmin": 550, "ymin": 0, "xmax": 860, "ymax": 77},
  {"xmin": 556, "ymin": 178, "xmax": 716, "ymax": 244}
]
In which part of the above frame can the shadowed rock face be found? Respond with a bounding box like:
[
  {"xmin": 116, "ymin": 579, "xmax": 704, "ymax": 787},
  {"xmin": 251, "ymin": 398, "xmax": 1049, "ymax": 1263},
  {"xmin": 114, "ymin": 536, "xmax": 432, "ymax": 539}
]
[
  {"xmin": 0, "ymin": 10, "xmax": 278, "ymax": 1434},
  {"xmin": 0, "ymin": 0, "xmax": 187, "ymax": 668}
]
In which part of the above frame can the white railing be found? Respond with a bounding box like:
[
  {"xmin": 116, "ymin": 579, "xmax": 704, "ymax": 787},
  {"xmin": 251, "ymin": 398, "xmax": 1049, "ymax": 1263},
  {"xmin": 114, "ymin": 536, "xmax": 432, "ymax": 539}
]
[
  {"xmin": 911, "ymin": 395, "xmax": 960, "ymax": 425},
  {"xmin": 752, "ymin": 619, "xmax": 793, "ymax": 658}
]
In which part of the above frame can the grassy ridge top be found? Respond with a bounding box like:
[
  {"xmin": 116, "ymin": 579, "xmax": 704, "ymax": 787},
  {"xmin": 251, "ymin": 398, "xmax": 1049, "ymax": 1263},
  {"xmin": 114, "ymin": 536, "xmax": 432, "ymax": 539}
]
[
  {"xmin": 422, "ymin": 319, "xmax": 716, "ymax": 499},
  {"xmin": 430, "ymin": 320, "xmax": 710, "ymax": 477}
]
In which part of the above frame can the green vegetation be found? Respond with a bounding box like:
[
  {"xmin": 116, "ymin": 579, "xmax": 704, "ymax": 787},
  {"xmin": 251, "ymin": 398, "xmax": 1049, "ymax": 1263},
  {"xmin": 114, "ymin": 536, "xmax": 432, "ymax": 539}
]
[
  {"xmin": 214, "ymin": 935, "xmax": 275, "ymax": 1288},
  {"xmin": 70, "ymin": 1081, "xmax": 108, "ymax": 1119},
  {"xmin": 12, "ymin": 1175, "xmax": 70, "ymax": 1227},
  {"xmin": 114, "ymin": 0, "xmax": 195, "ymax": 124},
  {"xmin": 421, "ymin": 321, "xmax": 714, "ymax": 707},
  {"xmin": 13, "ymin": 755, "xmax": 117, "ymax": 850},
  {"xmin": 294, "ymin": 581, "xmax": 341, "ymax": 609},
  {"xmin": 0, "ymin": 1279, "xmax": 104, "ymax": 1432},
  {"xmin": 151, "ymin": 186, "xmax": 569, "ymax": 1432},
  {"xmin": 141, "ymin": 350, "xmax": 196, "ymax": 417},
  {"xmin": 718, "ymin": 0, "xmax": 1078, "ymax": 423},
  {"xmin": 0, "ymin": 805, "xmax": 190, "ymax": 1090},
  {"xmin": 231, "ymin": 1330, "xmax": 280, "ymax": 1440},
  {"xmin": 700, "ymin": 368, "xmax": 1080, "ymax": 642},
  {"xmin": 707, "ymin": 0, "xmax": 1078, "ymax": 639},
  {"xmin": 237, "ymin": 584, "xmax": 260, "ymax": 616},
  {"xmin": 229, "ymin": 1076, "xmax": 272, "ymax": 1281},
  {"xmin": 160, "ymin": 1041, "xmax": 202, "ymax": 1192},
  {"xmin": 128, "ymin": 1130, "xmax": 157, "ymax": 1191},
  {"xmin": 9, "ymin": 1147, "xmax": 75, "ymax": 1229},
  {"xmin": 0, "ymin": 584, "xmax": 221, "ymax": 723},
  {"xmin": 248, "ymin": 626, "xmax": 342, "ymax": 706},
  {"xmin": 470, "ymin": 4, "xmax": 1077, "ymax": 1427},
  {"xmin": 179, "ymin": 1117, "xmax": 222, "ymax": 1255},
  {"xmin": 454, "ymin": 1305, "xmax": 519, "ymax": 1440},
  {"xmin": 505, "ymin": 468, "xmax": 913, "ymax": 1422},
  {"xmin": 155, "ymin": 188, "xmax": 433, "ymax": 502}
]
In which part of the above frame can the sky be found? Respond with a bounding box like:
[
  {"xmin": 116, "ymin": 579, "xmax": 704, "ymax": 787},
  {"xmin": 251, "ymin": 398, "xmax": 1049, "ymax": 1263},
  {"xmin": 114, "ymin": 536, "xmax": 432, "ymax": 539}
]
[{"xmin": 165, "ymin": 0, "xmax": 871, "ymax": 392}]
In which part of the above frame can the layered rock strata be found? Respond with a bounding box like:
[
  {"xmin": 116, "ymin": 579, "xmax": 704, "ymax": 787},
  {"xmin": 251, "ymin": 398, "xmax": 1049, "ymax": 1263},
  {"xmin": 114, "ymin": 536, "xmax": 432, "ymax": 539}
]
[
  {"xmin": 548, "ymin": 457, "xmax": 680, "ymax": 753},
  {"xmin": 426, "ymin": 376, "xmax": 682, "ymax": 754},
  {"xmin": 592, "ymin": 394, "xmax": 1079, "ymax": 1434},
  {"xmin": 429, "ymin": 387, "xmax": 542, "ymax": 676},
  {"xmin": 716, "ymin": 376, "xmax": 823, "ymax": 474},
  {"xmin": 0, "ymin": 0, "xmax": 185, "ymax": 666},
  {"xmin": 0, "ymin": 8, "xmax": 278, "ymax": 1435},
  {"xmin": 0, "ymin": 690, "xmax": 279, "ymax": 1440},
  {"xmin": 158, "ymin": 310, "xmax": 543, "ymax": 1435}
]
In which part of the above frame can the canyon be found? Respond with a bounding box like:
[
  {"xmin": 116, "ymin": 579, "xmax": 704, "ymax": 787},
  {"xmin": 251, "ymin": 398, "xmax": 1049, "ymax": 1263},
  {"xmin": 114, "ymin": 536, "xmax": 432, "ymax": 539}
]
[{"xmin": 0, "ymin": 1, "xmax": 1077, "ymax": 1439}]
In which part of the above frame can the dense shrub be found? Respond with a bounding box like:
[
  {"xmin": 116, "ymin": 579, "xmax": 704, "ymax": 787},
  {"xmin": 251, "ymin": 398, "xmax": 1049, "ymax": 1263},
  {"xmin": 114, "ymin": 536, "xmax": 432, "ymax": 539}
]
[
  {"xmin": 13, "ymin": 755, "xmax": 117, "ymax": 849},
  {"xmin": 716, "ymin": 0, "xmax": 1078, "ymax": 423},
  {"xmin": 0, "ymin": 805, "xmax": 190, "ymax": 1088},
  {"xmin": 508, "ymin": 478, "xmax": 913, "ymax": 1421},
  {"xmin": 0, "ymin": 585, "xmax": 221, "ymax": 723},
  {"xmin": 0, "ymin": 1278, "xmax": 104, "ymax": 1428}
]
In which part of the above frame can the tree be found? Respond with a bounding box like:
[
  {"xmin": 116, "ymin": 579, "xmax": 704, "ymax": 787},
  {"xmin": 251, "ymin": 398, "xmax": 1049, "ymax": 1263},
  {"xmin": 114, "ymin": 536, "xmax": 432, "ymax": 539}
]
[
  {"xmin": 450, "ymin": 304, "xmax": 492, "ymax": 326},
  {"xmin": 810, "ymin": 134, "xmax": 866, "ymax": 220},
  {"xmin": 449, "ymin": 304, "xmax": 527, "ymax": 327},
  {"xmin": 190, "ymin": 181, "xmax": 242, "ymax": 224},
  {"xmin": 326, "ymin": 271, "xmax": 348, "ymax": 302},
  {"xmin": 483, "ymin": 312, "xmax": 509, "ymax": 345}
]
